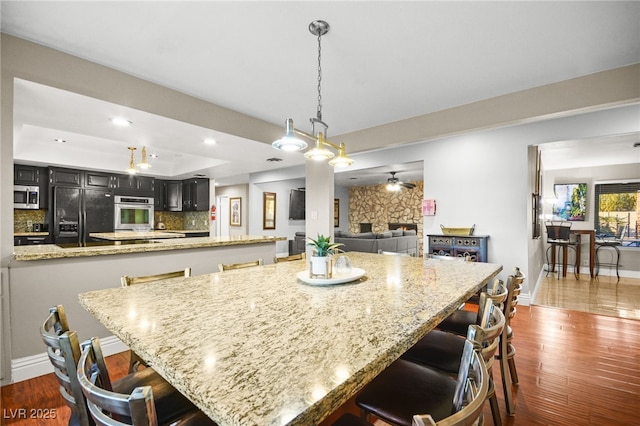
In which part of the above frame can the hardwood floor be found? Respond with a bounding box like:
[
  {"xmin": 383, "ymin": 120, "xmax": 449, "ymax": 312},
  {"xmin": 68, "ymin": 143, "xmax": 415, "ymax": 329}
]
[{"xmin": 3, "ymin": 284, "xmax": 640, "ymax": 425}]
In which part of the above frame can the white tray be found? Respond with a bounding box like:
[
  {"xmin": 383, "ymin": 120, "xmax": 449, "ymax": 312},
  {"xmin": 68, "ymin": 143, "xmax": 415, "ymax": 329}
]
[{"xmin": 296, "ymin": 268, "xmax": 366, "ymax": 286}]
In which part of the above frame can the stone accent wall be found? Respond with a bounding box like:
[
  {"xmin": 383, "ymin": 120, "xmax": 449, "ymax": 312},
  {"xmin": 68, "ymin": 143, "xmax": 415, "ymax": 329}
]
[{"xmin": 348, "ymin": 181, "xmax": 424, "ymax": 254}]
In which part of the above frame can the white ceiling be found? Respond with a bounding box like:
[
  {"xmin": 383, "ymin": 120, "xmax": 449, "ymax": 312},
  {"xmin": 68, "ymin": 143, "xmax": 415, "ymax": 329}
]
[{"xmin": 2, "ymin": 1, "xmax": 639, "ymax": 184}]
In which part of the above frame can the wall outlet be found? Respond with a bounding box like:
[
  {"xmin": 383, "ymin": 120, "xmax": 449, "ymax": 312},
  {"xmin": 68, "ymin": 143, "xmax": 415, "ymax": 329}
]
[
  {"xmin": 582, "ymin": 259, "xmax": 588, "ymax": 266},
  {"xmin": 26, "ymin": 220, "xmax": 33, "ymax": 230}
]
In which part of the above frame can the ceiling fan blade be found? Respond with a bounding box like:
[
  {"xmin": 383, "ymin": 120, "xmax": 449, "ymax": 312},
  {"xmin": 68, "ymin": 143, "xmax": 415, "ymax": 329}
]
[{"xmin": 400, "ymin": 182, "xmax": 416, "ymax": 189}]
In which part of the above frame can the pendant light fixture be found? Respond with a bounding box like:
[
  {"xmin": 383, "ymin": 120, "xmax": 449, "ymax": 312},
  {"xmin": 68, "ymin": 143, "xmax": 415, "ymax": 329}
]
[
  {"xmin": 137, "ymin": 146, "xmax": 151, "ymax": 169},
  {"xmin": 126, "ymin": 147, "xmax": 138, "ymax": 175},
  {"xmin": 272, "ymin": 20, "xmax": 354, "ymax": 168}
]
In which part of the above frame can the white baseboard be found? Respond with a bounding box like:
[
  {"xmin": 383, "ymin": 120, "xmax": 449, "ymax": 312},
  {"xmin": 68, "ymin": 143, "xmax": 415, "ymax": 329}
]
[{"xmin": 10, "ymin": 335, "xmax": 129, "ymax": 384}]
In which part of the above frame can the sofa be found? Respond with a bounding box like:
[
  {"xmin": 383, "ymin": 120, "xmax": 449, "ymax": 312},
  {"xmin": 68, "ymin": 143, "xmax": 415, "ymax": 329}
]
[{"xmin": 291, "ymin": 229, "xmax": 419, "ymax": 256}]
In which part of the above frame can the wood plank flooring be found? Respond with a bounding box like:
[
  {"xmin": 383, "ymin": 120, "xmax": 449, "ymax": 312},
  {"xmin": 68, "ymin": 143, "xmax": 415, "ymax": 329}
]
[{"xmin": 2, "ymin": 277, "xmax": 640, "ymax": 425}]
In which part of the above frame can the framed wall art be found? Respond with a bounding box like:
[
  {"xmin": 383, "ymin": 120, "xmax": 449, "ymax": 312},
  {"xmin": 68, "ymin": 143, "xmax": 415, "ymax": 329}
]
[
  {"xmin": 552, "ymin": 183, "xmax": 587, "ymax": 221},
  {"xmin": 230, "ymin": 197, "xmax": 242, "ymax": 226},
  {"xmin": 263, "ymin": 192, "xmax": 276, "ymax": 230}
]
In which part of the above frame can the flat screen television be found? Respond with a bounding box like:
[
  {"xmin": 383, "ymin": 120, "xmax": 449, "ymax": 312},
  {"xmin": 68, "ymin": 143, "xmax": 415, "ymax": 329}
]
[{"xmin": 289, "ymin": 189, "xmax": 305, "ymax": 220}]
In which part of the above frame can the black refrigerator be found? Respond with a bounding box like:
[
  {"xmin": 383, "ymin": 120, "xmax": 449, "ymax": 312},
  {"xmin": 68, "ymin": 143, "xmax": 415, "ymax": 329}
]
[{"xmin": 53, "ymin": 186, "xmax": 114, "ymax": 245}]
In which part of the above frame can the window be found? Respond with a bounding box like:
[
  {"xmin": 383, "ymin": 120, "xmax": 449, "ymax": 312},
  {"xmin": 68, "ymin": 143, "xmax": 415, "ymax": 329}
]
[{"xmin": 594, "ymin": 182, "xmax": 639, "ymax": 241}]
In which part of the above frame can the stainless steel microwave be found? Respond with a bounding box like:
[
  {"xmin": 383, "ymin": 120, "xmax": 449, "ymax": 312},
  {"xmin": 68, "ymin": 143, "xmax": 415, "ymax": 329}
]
[{"xmin": 14, "ymin": 185, "xmax": 40, "ymax": 209}]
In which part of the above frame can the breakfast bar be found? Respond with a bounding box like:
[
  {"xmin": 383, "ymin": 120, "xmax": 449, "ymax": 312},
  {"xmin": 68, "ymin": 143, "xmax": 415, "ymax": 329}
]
[{"xmin": 79, "ymin": 252, "xmax": 502, "ymax": 425}]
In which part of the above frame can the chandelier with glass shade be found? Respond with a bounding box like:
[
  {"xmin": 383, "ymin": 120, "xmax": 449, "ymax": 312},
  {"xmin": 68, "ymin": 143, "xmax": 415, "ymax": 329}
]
[{"xmin": 272, "ymin": 20, "xmax": 354, "ymax": 168}]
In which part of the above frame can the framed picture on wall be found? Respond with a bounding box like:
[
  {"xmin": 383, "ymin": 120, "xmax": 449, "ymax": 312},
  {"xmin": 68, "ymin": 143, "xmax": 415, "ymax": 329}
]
[
  {"xmin": 230, "ymin": 197, "xmax": 242, "ymax": 226},
  {"xmin": 334, "ymin": 199, "xmax": 339, "ymax": 227},
  {"xmin": 263, "ymin": 192, "xmax": 276, "ymax": 230},
  {"xmin": 552, "ymin": 183, "xmax": 587, "ymax": 221}
]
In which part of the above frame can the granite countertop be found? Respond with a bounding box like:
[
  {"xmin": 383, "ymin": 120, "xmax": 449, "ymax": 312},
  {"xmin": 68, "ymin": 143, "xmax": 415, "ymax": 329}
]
[
  {"xmin": 79, "ymin": 252, "xmax": 502, "ymax": 426},
  {"xmin": 89, "ymin": 231, "xmax": 188, "ymax": 240},
  {"xmin": 14, "ymin": 232, "xmax": 50, "ymax": 237},
  {"xmin": 13, "ymin": 235, "xmax": 285, "ymax": 261}
]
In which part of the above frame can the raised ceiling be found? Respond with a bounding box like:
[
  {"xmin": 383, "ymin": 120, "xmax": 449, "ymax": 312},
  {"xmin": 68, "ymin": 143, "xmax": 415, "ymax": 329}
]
[{"xmin": 3, "ymin": 1, "xmax": 639, "ymax": 183}]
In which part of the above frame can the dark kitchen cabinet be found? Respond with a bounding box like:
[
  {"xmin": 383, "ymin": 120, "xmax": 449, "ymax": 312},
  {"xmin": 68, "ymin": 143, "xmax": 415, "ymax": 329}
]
[
  {"xmin": 154, "ymin": 180, "xmax": 182, "ymax": 211},
  {"xmin": 114, "ymin": 174, "xmax": 154, "ymax": 196},
  {"xmin": 182, "ymin": 178, "xmax": 209, "ymax": 211},
  {"xmin": 85, "ymin": 172, "xmax": 115, "ymax": 189},
  {"xmin": 49, "ymin": 167, "xmax": 82, "ymax": 187},
  {"xmin": 14, "ymin": 235, "xmax": 52, "ymax": 246},
  {"xmin": 15, "ymin": 164, "xmax": 48, "ymax": 208},
  {"xmin": 14, "ymin": 165, "xmax": 44, "ymax": 185}
]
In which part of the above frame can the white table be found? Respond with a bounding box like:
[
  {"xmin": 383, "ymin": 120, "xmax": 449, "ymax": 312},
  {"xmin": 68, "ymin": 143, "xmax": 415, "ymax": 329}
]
[{"xmin": 79, "ymin": 252, "xmax": 502, "ymax": 426}]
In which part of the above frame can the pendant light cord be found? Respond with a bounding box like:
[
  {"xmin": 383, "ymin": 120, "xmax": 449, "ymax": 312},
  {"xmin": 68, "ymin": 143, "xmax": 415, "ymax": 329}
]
[{"xmin": 316, "ymin": 30, "xmax": 323, "ymax": 122}]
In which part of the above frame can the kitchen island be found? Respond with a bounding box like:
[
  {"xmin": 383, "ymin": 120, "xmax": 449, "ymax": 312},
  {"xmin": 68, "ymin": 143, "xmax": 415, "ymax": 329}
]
[
  {"xmin": 8, "ymin": 235, "xmax": 285, "ymax": 381},
  {"xmin": 79, "ymin": 252, "xmax": 502, "ymax": 425}
]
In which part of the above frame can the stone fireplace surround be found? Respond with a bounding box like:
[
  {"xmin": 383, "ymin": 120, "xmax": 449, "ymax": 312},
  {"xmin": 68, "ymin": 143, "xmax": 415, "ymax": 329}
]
[{"xmin": 349, "ymin": 181, "xmax": 423, "ymax": 255}]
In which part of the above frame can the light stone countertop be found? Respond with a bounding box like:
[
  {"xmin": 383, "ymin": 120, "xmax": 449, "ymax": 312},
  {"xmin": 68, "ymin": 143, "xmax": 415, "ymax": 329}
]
[
  {"xmin": 78, "ymin": 252, "xmax": 502, "ymax": 426},
  {"xmin": 13, "ymin": 235, "xmax": 285, "ymax": 261},
  {"xmin": 89, "ymin": 231, "xmax": 187, "ymax": 240}
]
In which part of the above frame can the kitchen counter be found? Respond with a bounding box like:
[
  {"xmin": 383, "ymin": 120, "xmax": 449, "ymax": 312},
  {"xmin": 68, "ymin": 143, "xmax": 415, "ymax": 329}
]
[
  {"xmin": 89, "ymin": 231, "xmax": 187, "ymax": 240},
  {"xmin": 14, "ymin": 231, "xmax": 50, "ymax": 237},
  {"xmin": 13, "ymin": 235, "xmax": 285, "ymax": 261}
]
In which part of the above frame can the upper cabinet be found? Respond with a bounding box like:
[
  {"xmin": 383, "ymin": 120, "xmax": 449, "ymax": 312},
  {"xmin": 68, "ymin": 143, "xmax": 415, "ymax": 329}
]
[
  {"xmin": 182, "ymin": 178, "xmax": 209, "ymax": 211},
  {"xmin": 155, "ymin": 178, "xmax": 208, "ymax": 211},
  {"xmin": 155, "ymin": 180, "xmax": 182, "ymax": 211},
  {"xmin": 85, "ymin": 172, "xmax": 115, "ymax": 189},
  {"xmin": 49, "ymin": 167, "xmax": 82, "ymax": 187},
  {"xmin": 14, "ymin": 164, "xmax": 44, "ymax": 185},
  {"xmin": 14, "ymin": 164, "xmax": 48, "ymax": 208},
  {"xmin": 114, "ymin": 174, "xmax": 154, "ymax": 197}
]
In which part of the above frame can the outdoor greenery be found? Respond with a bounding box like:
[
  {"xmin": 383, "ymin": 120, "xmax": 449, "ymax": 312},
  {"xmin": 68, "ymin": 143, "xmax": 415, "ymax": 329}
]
[{"xmin": 599, "ymin": 193, "xmax": 637, "ymax": 211}]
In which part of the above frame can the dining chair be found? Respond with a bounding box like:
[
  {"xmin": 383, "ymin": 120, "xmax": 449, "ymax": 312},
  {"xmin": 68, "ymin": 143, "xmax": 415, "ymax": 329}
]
[
  {"xmin": 77, "ymin": 336, "xmax": 216, "ymax": 426},
  {"xmin": 354, "ymin": 334, "xmax": 488, "ymax": 426},
  {"xmin": 436, "ymin": 278, "xmax": 507, "ymax": 336},
  {"xmin": 218, "ymin": 258, "xmax": 263, "ymax": 272},
  {"xmin": 402, "ymin": 297, "xmax": 506, "ymax": 425},
  {"xmin": 496, "ymin": 269, "xmax": 525, "ymax": 416},
  {"xmin": 274, "ymin": 252, "xmax": 306, "ymax": 263},
  {"xmin": 545, "ymin": 220, "xmax": 579, "ymax": 279},
  {"xmin": 120, "ymin": 267, "xmax": 192, "ymax": 373},
  {"xmin": 40, "ymin": 305, "xmax": 93, "ymax": 426},
  {"xmin": 120, "ymin": 267, "xmax": 192, "ymax": 287}
]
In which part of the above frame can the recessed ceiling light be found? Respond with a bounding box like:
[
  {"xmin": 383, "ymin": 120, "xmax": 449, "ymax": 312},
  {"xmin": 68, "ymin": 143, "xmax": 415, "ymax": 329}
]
[
  {"xmin": 54, "ymin": 138, "xmax": 66, "ymax": 143},
  {"xmin": 110, "ymin": 117, "xmax": 133, "ymax": 127},
  {"xmin": 204, "ymin": 138, "xmax": 217, "ymax": 145}
]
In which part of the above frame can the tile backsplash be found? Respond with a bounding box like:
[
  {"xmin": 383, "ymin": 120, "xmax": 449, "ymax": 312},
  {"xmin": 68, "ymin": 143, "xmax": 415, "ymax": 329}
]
[
  {"xmin": 154, "ymin": 211, "xmax": 208, "ymax": 230},
  {"xmin": 14, "ymin": 209, "xmax": 47, "ymax": 233}
]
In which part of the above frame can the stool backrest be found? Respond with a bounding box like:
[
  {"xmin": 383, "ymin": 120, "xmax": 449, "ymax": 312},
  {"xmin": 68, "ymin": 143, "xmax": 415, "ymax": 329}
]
[
  {"xmin": 274, "ymin": 253, "xmax": 306, "ymax": 263},
  {"xmin": 545, "ymin": 221, "xmax": 572, "ymax": 241},
  {"xmin": 218, "ymin": 258, "xmax": 263, "ymax": 272},
  {"xmin": 40, "ymin": 305, "xmax": 94, "ymax": 426},
  {"xmin": 78, "ymin": 337, "xmax": 158, "ymax": 426},
  {"xmin": 121, "ymin": 268, "xmax": 191, "ymax": 287}
]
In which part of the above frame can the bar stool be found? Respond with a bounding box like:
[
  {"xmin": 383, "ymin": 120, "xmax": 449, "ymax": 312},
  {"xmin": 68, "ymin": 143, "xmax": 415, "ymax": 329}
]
[
  {"xmin": 595, "ymin": 224, "xmax": 626, "ymax": 282},
  {"xmin": 545, "ymin": 221, "xmax": 579, "ymax": 279}
]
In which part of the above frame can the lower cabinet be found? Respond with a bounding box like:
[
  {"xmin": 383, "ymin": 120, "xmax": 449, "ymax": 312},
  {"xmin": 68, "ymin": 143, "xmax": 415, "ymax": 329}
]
[{"xmin": 427, "ymin": 234, "xmax": 489, "ymax": 262}]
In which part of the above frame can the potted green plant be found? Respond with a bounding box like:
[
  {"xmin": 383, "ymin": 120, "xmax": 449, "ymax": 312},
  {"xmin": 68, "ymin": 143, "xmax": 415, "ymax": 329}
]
[{"xmin": 307, "ymin": 234, "xmax": 343, "ymax": 278}]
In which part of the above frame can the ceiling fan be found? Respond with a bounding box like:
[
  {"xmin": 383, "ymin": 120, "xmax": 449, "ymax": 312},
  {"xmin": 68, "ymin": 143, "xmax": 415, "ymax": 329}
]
[{"xmin": 386, "ymin": 171, "xmax": 416, "ymax": 191}]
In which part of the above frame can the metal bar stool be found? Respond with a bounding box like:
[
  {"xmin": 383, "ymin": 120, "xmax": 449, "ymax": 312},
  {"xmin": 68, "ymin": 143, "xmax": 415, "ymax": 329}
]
[{"xmin": 595, "ymin": 225, "xmax": 626, "ymax": 282}]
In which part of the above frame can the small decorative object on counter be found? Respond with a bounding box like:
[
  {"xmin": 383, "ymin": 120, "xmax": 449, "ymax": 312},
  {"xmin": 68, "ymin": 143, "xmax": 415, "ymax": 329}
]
[
  {"xmin": 334, "ymin": 255, "xmax": 352, "ymax": 276},
  {"xmin": 307, "ymin": 234, "xmax": 343, "ymax": 279}
]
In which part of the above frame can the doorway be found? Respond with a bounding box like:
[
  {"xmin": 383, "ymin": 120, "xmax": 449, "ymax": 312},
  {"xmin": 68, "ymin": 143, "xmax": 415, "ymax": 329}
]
[{"xmin": 217, "ymin": 196, "xmax": 230, "ymax": 237}]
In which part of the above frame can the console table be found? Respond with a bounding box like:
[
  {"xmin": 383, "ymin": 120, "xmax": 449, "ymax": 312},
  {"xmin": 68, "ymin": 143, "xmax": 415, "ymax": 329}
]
[{"xmin": 427, "ymin": 234, "xmax": 490, "ymax": 262}]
